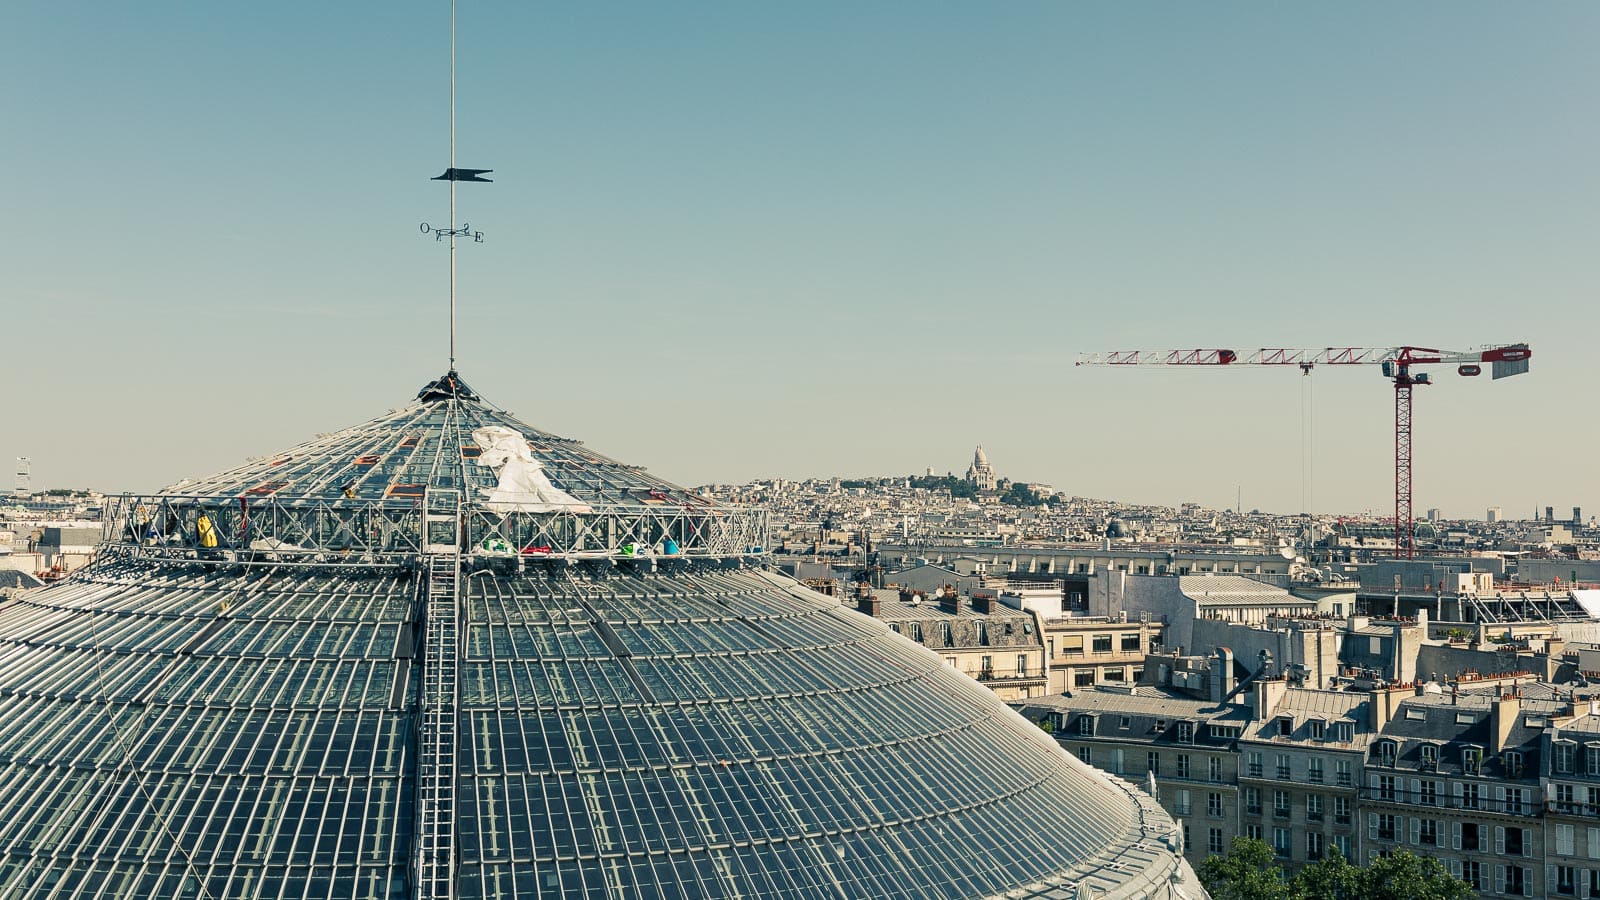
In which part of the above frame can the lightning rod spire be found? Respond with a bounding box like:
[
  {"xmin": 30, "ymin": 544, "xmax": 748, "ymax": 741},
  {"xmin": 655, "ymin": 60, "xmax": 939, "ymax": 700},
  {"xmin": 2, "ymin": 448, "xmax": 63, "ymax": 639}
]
[{"xmin": 421, "ymin": 0, "xmax": 491, "ymax": 373}]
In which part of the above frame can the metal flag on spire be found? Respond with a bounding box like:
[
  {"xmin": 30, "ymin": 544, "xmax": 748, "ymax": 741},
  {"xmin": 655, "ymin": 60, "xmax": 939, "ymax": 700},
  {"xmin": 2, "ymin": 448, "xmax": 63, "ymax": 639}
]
[{"xmin": 419, "ymin": 0, "xmax": 491, "ymax": 373}]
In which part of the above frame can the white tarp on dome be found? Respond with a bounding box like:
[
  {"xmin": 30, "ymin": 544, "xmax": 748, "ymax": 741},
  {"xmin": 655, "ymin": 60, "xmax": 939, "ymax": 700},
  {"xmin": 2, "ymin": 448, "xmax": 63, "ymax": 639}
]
[{"xmin": 472, "ymin": 426, "xmax": 592, "ymax": 513}]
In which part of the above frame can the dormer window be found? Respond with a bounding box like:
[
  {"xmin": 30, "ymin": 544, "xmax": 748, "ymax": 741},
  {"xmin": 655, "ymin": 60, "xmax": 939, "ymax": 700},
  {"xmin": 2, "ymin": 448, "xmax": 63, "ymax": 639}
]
[
  {"xmin": 1276, "ymin": 716, "xmax": 1293, "ymax": 738},
  {"xmin": 1555, "ymin": 741, "xmax": 1577, "ymax": 775},
  {"xmin": 1177, "ymin": 721, "xmax": 1195, "ymax": 744},
  {"xmin": 1504, "ymin": 750, "xmax": 1524, "ymax": 778},
  {"xmin": 1308, "ymin": 720, "xmax": 1326, "ymax": 740},
  {"xmin": 1119, "ymin": 716, "xmax": 1131, "ymax": 729},
  {"xmin": 1462, "ymin": 746, "xmax": 1482, "ymax": 776},
  {"xmin": 1334, "ymin": 722, "xmax": 1354, "ymax": 743},
  {"xmin": 1586, "ymin": 744, "xmax": 1600, "ymax": 776},
  {"xmin": 1419, "ymin": 744, "xmax": 1438, "ymax": 770},
  {"xmin": 1154, "ymin": 719, "xmax": 1167, "ymax": 733},
  {"xmin": 1378, "ymin": 741, "xmax": 1398, "ymax": 767}
]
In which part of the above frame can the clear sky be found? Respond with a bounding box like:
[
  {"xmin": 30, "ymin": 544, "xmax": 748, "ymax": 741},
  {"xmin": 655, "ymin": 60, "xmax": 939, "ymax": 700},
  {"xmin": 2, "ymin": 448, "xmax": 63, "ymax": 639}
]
[{"xmin": 4, "ymin": 2, "xmax": 1597, "ymax": 519}]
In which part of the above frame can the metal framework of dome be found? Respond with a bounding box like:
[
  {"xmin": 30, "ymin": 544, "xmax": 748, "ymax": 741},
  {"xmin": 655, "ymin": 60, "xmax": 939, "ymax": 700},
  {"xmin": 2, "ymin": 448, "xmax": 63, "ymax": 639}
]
[{"xmin": 0, "ymin": 374, "xmax": 1194, "ymax": 900}]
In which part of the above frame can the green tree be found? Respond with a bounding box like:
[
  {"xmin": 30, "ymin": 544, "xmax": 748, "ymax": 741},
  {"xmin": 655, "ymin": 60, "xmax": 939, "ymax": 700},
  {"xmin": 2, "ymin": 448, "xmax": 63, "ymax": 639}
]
[
  {"xmin": 1353, "ymin": 850, "xmax": 1474, "ymax": 900},
  {"xmin": 1288, "ymin": 849, "xmax": 1359, "ymax": 900},
  {"xmin": 1196, "ymin": 837, "xmax": 1289, "ymax": 900},
  {"xmin": 1203, "ymin": 841, "xmax": 1475, "ymax": 900}
]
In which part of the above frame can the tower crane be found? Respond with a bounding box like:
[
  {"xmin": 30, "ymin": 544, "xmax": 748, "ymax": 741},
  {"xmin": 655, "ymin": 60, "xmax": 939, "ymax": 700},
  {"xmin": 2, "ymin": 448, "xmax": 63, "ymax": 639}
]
[{"xmin": 1075, "ymin": 344, "xmax": 1532, "ymax": 558}]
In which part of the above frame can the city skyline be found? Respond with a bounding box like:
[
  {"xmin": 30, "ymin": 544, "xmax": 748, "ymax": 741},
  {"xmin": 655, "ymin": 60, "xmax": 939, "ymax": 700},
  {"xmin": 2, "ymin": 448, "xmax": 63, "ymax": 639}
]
[{"xmin": 6, "ymin": 2, "xmax": 1599, "ymax": 517}]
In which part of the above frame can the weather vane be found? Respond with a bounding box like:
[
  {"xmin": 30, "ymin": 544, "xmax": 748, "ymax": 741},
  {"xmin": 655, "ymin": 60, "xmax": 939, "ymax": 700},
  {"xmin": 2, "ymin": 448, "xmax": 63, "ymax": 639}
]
[{"xmin": 419, "ymin": 0, "xmax": 491, "ymax": 372}]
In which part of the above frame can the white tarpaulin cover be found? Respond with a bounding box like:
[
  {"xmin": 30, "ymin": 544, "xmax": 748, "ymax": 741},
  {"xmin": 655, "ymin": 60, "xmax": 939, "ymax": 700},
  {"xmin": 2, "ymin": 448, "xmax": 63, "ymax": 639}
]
[
  {"xmin": 1572, "ymin": 590, "xmax": 1600, "ymax": 620},
  {"xmin": 472, "ymin": 426, "xmax": 592, "ymax": 513}
]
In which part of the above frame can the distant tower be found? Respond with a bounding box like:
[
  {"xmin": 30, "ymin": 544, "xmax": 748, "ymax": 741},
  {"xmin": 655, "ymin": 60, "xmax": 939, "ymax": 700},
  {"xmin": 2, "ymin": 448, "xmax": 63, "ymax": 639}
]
[
  {"xmin": 1426, "ymin": 508, "xmax": 1441, "ymax": 523},
  {"xmin": 1548, "ymin": 506, "xmax": 1556, "ymax": 524},
  {"xmin": 1576, "ymin": 507, "xmax": 1584, "ymax": 527},
  {"xmin": 966, "ymin": 445, "xmax": 997, "ymax": 491},
  {"xmin": 13, "ymin": 458, "xmax": 28, "ymax": 496},
  {"xmin": 1486, "ymin": 507, "xmax": 1502, "ymax": 524}
]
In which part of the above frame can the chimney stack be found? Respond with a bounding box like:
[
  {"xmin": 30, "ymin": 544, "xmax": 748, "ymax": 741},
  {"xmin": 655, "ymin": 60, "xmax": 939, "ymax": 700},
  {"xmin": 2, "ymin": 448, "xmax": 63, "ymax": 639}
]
[
  {"xmin": 939, "ymin": 587, "xmax": 964, "ymax": 615},
  {"xmin": 972, "ymin": 594, "xmax": 995, "ymax": 614},
  {"xmin": 1255, "ymin": 677, "xmax": 1288, "ymax": 722},
  {"xmin": 1210, "ymin": 648, "xmax": 1235, "ymax": 703},
  {"xmin": 1491, "ymin": 692, "xmax": 1521, "ymax": 754},
  {"xmin": 856, "ymin": 590, "xmax": 882, "ymax": 617},
  {"xmin": 1370, "ymin": 687, "xmax": 1396, "ymax": 731}
]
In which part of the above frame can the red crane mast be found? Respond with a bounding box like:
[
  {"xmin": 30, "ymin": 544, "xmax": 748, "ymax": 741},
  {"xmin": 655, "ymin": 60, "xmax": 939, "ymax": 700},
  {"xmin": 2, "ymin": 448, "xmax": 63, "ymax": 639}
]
[{"xmin": 1076, "ymin": 344, "xmax": 1532, "ymax": 558}]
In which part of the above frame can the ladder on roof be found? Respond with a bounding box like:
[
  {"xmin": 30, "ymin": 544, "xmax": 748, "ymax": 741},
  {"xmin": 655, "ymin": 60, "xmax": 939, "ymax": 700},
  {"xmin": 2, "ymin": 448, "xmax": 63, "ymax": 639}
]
[{"xmin": 414, "ymin": 540, "xmax": 460, "ymax": 899}]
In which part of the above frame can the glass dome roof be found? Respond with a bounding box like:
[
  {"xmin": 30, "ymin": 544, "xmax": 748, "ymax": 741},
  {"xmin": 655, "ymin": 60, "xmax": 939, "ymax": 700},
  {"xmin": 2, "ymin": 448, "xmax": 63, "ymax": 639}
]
[{"xmin": 0, "ymin": 376, "xmax": 1188, "ymax": 899}]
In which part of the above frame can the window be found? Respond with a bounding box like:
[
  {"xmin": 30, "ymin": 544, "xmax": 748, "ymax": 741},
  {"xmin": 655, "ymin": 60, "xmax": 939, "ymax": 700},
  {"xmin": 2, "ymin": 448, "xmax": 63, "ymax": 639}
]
[
  {"xmin": 1306, "ymin": 831, "xmax": 1325, "ymax": 861},
  {"xmin": 1077, "ymin": 716, "xmax": 1094, "ymax": 736},
  {"xmin": 1419, "ymin": 744, "xmax": 1438, "ymax": 769},
  {"xmin": 1334, "ymin": 721, "xmax": 1354, "ymax": 742},
  {"xmin": 1505, "ymin": 787, "xmax": 1525, "ymax": 815},
  {"xmin": 1556, "ymin": 865, "xmax": 1577, "ymax": 897},
  {"xmin": 1275, "ymin": 753, "xmax": 1291, "ymax": 779},
  {"xmin": 1590, "ymin": 870, "xmax": 1600, "ymax": 899},
  {"xmin": 1557, "ymin": 742, "xmax": 1578, "ymax": 774},
  {"xmin": 1273, "ymin": 790, "xmax": 1290, "ymax": 819},
  {"xmin": 1273, "ymin": 827, "xmax": 1291, "ymax": 857},
  {"xmin": 1557, "ymin": 824, "xmax": 1576, "ymax": 857},
  {"xmin": 1118, "ymin": 716, "xmax": 1131, "ymax": 729},
  {"xmin": 1331, "ymin": 834, "xmax": 1349, "ymax": 859},
  {"xmin": 1307, "ymin": 758, "xmax": 1323, "ymax": 784},
  {"xmin": 1308, "ymin": 720, "xmax": 1326, "ymax": 740},
  {"xmin": 977, "ymin": 623, "xmax": 989, "ymax": 646},
  {"xmin": 1419, "ymin": 780, "xmax": 1437, "ymax": 806},
  {"xmin": 1377, "ymin": 741, "xmax": 1397, "ymax": 766},
  {"xmin": 1418, "ymin": 819, "xmax": 1437, "ymax": 846},
  {"xmin": 1588, "ymin": 746, "xmax": 1600, "ymax": 776},
  {"xmin": 980, "ymin": 655, "xmax": 993, "ymax": 677},
  {"xmin": 1074, "ymin": 670, "xmax": 1095, "ymax": 687},
  {"xmin": 1209, "ymin": 757, "xmax": 1223, "ymax": 782},
  {"xmin": 1176, "ymin": 755, "xmax": 1191, "ymax": 779},
  {"xmin": 1503, "ymin": 826, "xmax": 1526, "ymax": 857},
  {"xmin": 1092, "ymin": 635, "xmax": 1112, "ymax": 653},
  {"xmin": 1208, "ymin": 792, "xmax": 1223, "ymax": 818},
  {"xmin": 1374, "ymin": 813, "xmax": 1397, "ymax": 841},
  {"xmin": 1121, "ymin": 633, "xmax": 1141, "ymax": 652},
  {"xmin": 1335, "ymin": 759, "xmax": 1352, "ymax": 786},
  {"xmin": 1505, "ymin": 749, "xmax": 1524, "ymax": 778},
  {"xmin": 1247, "ymin": 751, "xmax": 1263, "ymax": 778},
  {"xmin": 1462, "ymin": 746, "xmax": 1482, "ymax": 776},
  {"xmin": 1501, "ymin": 864, "xmax": 1527, "ymax": 896},
  {"xmin": 1333, "ymin": 796, "xmax": 1350, "ymax": 826},
  {"xmin": 1277, "ymin": 717, "xmax": 1292, "ymax": 738},
  {"xmin": 1209, "ymin": 828, "xmax": 1225, "ymax": 854},
  {"xmin": 1246, "ymin": 824, "xmax": 1262, "ymax": 841},
  {"xmin": 1306, "ymin": 793, "xmax": 1323, "ymax": 822},
  {"xmin": 1175, "ymin": 789, "xmax": 1192, "ymax": 816},
  {"xmin": 1076, "ymin": 746, "xmax": 1092, "ymax": 765},
  {"xmin": 1016, "ymin": 654, "xmax": 1027, "ymax": 677},
  {"xmin": 909, "ymin": 622, "xmax": 923, "ymax": 642},
  {"xmin": 1558, "ymin": 784, "xmax": 1577, "ymax": 814},
  {"xmin": 1147, "ymin": 752, "xmax": 1160, "ymax": 775},
  {"xmin": 1245, "ymin": 788, "xmax": 1262, "ymax": 815},
  {"xmin": 1461, "ymin": 860, "xmax": 1482, "ymax": 890},
  {"xmin": 1177, "ymin": 722, "xmax": 1194, "ymax": 744},
  {"xmin": 1461, "ymin": 822, "xmax": 1480, "ymax": 852},
  {"xmin": 1377, "ymin": 775, "xmax": 1396, "ymax": 802},
  {"xmin": 1461, "ymin": 783, "xmax": 1480, "ymax": 811},
  {"xmin": 1112, "ymin": 749, "xmax": 1125, "ymax": 774}
]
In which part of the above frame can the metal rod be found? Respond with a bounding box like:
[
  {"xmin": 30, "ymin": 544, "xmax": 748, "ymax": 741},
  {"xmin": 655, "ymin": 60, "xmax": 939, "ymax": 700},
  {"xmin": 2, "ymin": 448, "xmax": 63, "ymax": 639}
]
[{"xmin": 448, "ymin": 0, "xmax": 456, "ymax": 371}]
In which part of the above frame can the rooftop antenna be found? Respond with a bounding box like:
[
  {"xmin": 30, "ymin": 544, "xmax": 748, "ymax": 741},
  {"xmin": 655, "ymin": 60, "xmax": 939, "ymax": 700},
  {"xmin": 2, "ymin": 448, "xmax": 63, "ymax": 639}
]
[{"xmin": 421, "ymin": 0, "xmax": 492, "ymax": 373}]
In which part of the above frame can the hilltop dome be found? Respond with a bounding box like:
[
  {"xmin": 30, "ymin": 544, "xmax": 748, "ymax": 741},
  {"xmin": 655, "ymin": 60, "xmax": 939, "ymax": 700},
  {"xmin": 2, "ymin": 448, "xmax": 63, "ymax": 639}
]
[{"xmin": 0, "ymin": 373, "xmax": 1191, "ymax": 898}]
